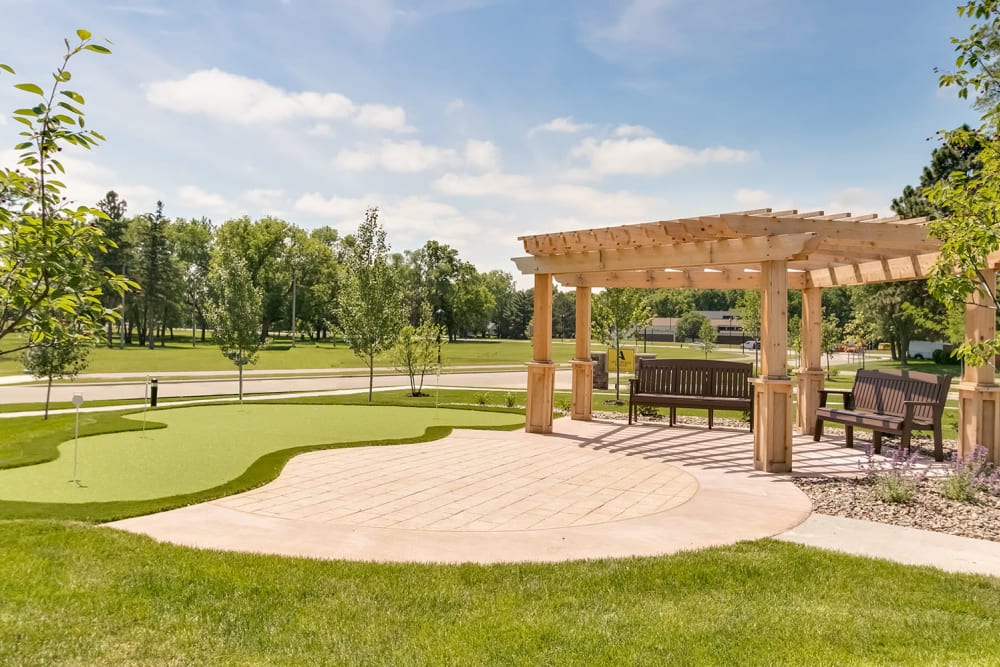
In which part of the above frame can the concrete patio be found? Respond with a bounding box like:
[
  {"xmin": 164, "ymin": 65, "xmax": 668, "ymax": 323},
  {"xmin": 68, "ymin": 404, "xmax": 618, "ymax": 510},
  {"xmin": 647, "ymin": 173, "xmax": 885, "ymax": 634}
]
[{"xmin": 110, "ymin": 416, "xmax": 878, "ymax": 564}]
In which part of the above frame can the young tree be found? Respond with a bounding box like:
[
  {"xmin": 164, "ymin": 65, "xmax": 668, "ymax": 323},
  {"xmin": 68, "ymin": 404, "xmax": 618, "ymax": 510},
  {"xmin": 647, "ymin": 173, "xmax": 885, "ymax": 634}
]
[
  {"xmin": 0, "ymin": 31, "xmax": 131, "ymax": 355},
  {"xmin": 391, "ymin": 303, "xmax": 443, "ymax": 396},
  {"xmin": 96, "ymin": 190, "xmax": 129, "ymax": 347},
  {"xmin": 335, "ymin": 207, "xmax": 405, "ymax": 402},
  {"xmin": 22, "ymin": 332, "xmax": 91, "ymax": 419},
  {"xmin": 930, "ymin": 1, "xmax": 1000, "ymax": 364},
  {"xmin": 592, "ymin": 288, "xmax": 653, "ymax": 402},
  {"xmin": 697, "ymin": 319, "xmax": 717, "ymax": 359},
  {"xmin": 675, "ymin": 311, "xmax": 709, "ymax": 345},
  {"xmin": 736, "ymin": 290, "xmax": 761, "ymax": 344},
  {"xmin": 208, "ymin": 250, "xmax": 263, "ymax": 403},
  {"xmin": 821, "ymin": 316, "xmax": 841, "ymax": 380}
]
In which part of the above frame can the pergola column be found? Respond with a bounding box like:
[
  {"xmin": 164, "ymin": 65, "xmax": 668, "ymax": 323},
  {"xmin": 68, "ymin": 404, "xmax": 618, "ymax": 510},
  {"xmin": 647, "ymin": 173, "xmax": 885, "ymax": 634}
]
[
  {"xmin": 957, "ymin": 269, "xmax": 1000, "ymax": 464},
  {"xmin": 796, "ymin": 286, "xmax": 825, "ymax": 434},
  {"xmin": 525, "ymin": 273, "xmax": 555, "ymax": 433},
  {"xmin": 752, "ymin": 260, "xmax": 793, "ymax": 472},
  {"xmin": 570, "ymin": 286, "xmax": 593, "ymax": 420}
]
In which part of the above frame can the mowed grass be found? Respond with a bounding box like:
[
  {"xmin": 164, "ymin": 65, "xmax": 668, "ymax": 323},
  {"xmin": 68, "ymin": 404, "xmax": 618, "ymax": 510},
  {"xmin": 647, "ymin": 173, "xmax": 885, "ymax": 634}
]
[
  {"xmin": 0, "ymin": 333, "xmax": 746, "ymax": 376},
  {"xmin": 0, "ymin": 404, "xmax": 522, "ymax": 504},
  {"xmin": 3, "ymin": 522, "xmax": 999, "ymax": 666}
]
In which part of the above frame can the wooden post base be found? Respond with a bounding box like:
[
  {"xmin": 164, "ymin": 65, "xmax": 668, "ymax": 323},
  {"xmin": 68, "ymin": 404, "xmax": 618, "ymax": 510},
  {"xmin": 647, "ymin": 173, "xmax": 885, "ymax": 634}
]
[
  {"xmin": 752, "ymin": 378, "xmax": 794, "ymax": 472},
  {"xmin": 525, "ymin": 362, "xmax": 556, "ymax": 433},
  {"xmin": 795, "ymin": 369, "xmax": 826, "ymax": 435},
  {"xmin": 570, "ymin": 360, "xmax": 594, "ymax": 421},
  {"xmin": 957, "ymin": 383, "xmax": 1000, "ymax": 465}
]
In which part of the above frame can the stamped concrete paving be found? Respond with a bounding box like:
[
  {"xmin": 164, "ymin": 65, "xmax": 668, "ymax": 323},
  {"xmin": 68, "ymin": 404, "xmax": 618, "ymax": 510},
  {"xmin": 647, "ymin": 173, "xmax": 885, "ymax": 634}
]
[{"xmin": 110, "ymin": 417, "xmax": 812, "ymax": 563}]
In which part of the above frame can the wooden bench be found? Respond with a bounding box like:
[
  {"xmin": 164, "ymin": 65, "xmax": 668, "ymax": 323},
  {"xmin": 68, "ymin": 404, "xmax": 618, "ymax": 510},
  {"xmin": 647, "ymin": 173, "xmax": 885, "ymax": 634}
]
[
  {"xmin": 813, "ymin": 369, "xmax": 951, "ymax": 461},
  {"xmin": 628, "ymin": 359, "xmax": 753, "ymax": 431}
]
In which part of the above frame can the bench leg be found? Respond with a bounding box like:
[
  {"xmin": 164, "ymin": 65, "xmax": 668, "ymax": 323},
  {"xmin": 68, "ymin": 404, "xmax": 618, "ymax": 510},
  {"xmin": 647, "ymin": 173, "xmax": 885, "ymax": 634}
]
[
  {"xmin": 900, "ymin": 425, "xmax": 912, "ymax": 454},
  {"xmin": 872, "ymin": 430, "xmax": 881, "ymax": 454},
  {"xmin": 845, "ymin": 425, "xmax": 854, "ymax": 448},
  {"xmin": 813, "ymin": 418, "xmax": 823, "ymax": 441},
  {"xmin": 708, "ymin": 409, "xmax": 714, "ymax": 429},
  {"xmin": 669, "ymin": 407, "xmax": 676, "ymax": 427},
  {"xmin": 628, "ymin": 402, "xmax": 634, "ymax": 425},
  {"xmin": 933, "ymin": 423, "xmax": 944, "ymax": 463}
]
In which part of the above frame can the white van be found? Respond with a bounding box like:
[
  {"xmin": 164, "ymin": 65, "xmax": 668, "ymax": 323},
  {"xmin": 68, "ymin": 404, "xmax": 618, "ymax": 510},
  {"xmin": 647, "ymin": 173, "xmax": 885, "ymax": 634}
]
[{"xmin": 907, "ymin": 340, "xmax": 945, "ymax": 360}]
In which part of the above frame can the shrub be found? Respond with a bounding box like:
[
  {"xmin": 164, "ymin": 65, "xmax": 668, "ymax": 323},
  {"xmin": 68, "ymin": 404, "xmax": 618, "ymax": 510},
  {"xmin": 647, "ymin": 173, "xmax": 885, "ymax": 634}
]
[
  {"xmin": 637, "ymin": 405, "xmax": 661, "ymax": 418},
  {"xmin": 940, "ymin": 446, "xmax": 992, "ymax": 502},
  {"xmin": 555, "ymin": 395, "xmax": 572, "ymax": 413},
  {"xmin": 931, "ymin": 349, "xmax": 961, "ymax": 365},
  {"xmin": 504, "ymin": 392, "xmax": 518, "ymax": 408},
  {"xmin": 858, "ymin": 445, "xmax": 929, "ymax": 504},
  {"xmin": 474, "ymin": 391, "xmax": 490, "ymax": 406}
]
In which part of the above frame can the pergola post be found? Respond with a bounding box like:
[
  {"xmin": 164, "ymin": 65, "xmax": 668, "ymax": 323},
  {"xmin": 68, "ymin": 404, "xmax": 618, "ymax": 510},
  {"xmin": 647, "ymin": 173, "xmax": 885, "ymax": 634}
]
[
  {"xmin": 796, "ymin": 286, "xmax": 825, "ymax": 434},
  {"xmin": 957, "ymin": 269, "xmax": 1000, "ymax": 464},
  {"xmin": 753, "ymin": 260, "xmax": 793, "ymax": 472},
  {"xmin": 570, "ymin": 287, "xmax": 593, "ymax": 420},
  {"xmin": 526, "ymin": 273, "xmax": 555, "ymax": 433}
]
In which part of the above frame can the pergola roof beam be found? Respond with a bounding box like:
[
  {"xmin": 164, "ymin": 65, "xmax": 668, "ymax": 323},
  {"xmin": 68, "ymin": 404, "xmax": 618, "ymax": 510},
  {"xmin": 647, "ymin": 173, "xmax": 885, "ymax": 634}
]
[{"xmin": 512, "ymin": 233, "xmax": 821, "ymax": 275}]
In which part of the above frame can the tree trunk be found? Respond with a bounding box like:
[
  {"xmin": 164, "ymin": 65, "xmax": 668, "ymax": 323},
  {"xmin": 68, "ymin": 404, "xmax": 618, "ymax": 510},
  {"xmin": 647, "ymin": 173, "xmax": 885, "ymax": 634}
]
[
  {"xmin": 239, "ymin": 363, "xmax": 244, "ymax": 403},
  {"xmin": 368, "ymin": 352, "xmax": 375, "ymax": 403},
  {"xmin": 44, "ymin": 375, "xmax": 53, "ymax": 420}
]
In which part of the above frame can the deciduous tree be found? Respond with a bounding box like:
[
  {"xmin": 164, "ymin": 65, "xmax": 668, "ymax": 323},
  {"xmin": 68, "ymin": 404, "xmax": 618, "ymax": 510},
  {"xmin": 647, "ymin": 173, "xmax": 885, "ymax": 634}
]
[{"xmin": 208, "ymin": 250, "xmax": 262, "ymax": 402}]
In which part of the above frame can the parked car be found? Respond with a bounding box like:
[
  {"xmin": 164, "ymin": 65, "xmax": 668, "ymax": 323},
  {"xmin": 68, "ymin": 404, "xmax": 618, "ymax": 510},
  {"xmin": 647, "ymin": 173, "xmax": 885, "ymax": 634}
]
[{"xmin": 742, "ymin": 340, "xmax": 760, "ymax": 350}]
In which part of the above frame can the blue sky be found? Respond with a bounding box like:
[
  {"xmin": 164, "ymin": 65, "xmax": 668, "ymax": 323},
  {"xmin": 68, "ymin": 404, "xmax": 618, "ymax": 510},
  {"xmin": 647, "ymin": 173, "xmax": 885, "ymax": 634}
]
[{"xmin": 0, "ymin": 0, "xmax": 977, "ymax": 284}]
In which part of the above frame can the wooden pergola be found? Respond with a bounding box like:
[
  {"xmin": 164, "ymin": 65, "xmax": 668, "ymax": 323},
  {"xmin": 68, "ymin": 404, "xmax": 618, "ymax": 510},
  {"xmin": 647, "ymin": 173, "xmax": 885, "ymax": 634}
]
[{"xmin": 513, "ymin": 208, "xmax": 1000, "ymax": 472}]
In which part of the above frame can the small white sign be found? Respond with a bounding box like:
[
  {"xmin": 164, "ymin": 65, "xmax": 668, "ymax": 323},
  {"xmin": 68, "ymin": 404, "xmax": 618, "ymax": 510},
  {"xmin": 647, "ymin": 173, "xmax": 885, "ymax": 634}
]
[{"xmin": 72, "ymin": 393, "xmax": 84, "ymax": 408}]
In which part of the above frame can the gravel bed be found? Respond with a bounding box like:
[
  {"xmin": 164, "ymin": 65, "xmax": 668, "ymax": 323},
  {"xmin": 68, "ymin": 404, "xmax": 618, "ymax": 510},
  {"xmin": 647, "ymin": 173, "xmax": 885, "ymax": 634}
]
[{"xmin": 590, "ymin": 410, "xmax": 1000, "ymax": 543}]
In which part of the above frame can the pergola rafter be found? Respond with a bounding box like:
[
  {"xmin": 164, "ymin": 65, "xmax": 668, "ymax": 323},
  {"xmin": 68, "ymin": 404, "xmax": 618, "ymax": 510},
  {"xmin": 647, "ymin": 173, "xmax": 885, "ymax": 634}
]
[{"xmin": 513, "ymin": 207, "xmax": 1000, "ymax": 472}]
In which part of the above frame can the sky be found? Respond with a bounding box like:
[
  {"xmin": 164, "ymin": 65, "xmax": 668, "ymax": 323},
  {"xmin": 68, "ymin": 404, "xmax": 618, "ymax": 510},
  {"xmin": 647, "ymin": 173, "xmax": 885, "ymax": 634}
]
[{"xmin": 0, "ymin": 0, "xmax": 979, "ymax": 286}]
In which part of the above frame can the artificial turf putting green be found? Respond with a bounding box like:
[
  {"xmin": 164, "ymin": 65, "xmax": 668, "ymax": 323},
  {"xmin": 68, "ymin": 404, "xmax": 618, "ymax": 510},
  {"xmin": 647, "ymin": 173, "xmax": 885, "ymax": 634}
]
[{"xmin": 0, "ymin": 404, "xmax": 523, "ymax": 504}]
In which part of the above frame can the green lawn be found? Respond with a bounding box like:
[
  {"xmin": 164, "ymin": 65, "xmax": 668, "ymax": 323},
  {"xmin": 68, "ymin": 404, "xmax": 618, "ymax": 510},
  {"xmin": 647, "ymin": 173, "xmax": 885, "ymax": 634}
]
[
  {"xmin": 2, "ymin": 521, "xmax": 998, "ymax": 665},
  {"xmin": 0, "ymin": 334, "xmax": 745, "ymax": 376}
]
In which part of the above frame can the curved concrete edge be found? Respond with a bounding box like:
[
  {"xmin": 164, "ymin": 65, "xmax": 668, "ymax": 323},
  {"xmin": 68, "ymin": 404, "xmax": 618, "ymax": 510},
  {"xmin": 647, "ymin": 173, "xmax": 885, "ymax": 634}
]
[
  {"xmin": 777, "ymin": 513, "xmax": 1000, "ymax": 578},
  {"xmin": 107, "ymin": 426, "xmax": 812, "ymax": 564}
]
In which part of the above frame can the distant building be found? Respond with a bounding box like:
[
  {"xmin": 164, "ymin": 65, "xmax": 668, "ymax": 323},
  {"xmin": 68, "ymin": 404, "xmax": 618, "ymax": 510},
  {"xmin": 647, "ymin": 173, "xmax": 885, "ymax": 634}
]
[{"xmin": 641, "ymin": 311, "xmax": 745, "ymax": 345}]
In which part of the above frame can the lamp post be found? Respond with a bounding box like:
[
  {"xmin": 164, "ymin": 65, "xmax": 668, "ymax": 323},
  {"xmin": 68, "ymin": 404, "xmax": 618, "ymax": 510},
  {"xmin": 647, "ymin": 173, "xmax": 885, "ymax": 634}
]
[{"xmin": 435, "ymin": 308, "xmax": 444, "ymax": 410}]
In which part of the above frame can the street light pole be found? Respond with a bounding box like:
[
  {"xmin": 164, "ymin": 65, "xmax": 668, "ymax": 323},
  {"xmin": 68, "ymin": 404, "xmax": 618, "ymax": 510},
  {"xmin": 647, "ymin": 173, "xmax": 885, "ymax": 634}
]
[{"xmin": 291, "ymin": 270, "xmax": 297, "ymax": 348}]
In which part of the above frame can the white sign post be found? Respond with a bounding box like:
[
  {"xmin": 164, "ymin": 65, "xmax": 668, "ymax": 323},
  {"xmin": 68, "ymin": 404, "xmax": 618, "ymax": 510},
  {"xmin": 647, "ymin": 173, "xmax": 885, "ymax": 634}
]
[{"xmin": 71, "ymin": 393, "xmax": 84, "ymax": 486}]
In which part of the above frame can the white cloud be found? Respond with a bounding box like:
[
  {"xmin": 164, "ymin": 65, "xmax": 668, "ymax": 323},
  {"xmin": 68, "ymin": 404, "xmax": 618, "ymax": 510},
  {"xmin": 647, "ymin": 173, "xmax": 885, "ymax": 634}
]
[
  {"xmin": 333, "ymin": 140, "xmax": 460, "ymax": 173},
  {"xmin": 734, "ymin": 188, "xmax": 772, "ymax": 207},
  {"xmin": 571, "ymin": 136, "xmax": 753, "ymax": 175},
  {"xmin": 243, "ymin": 188, "xmax": 285, "ymax": 209},
  {"xmin": 825, "ymin": 187, "xmax": 891, "ymax": 218},
  {"xmin": 435, "ymin": 171, "xmax": 668, "ymax": 221},
  {"xmin": 177, "ymin": 184, "xmax": 232, "ymax": 214},
  {"xmin": 146, "ymin": 69, "xmax": 413, "ymax": 132},
  {"xmin": 613, "ymin": 124, "xmax": 655, "ymax": 137},
  {"xmin": 529, "ymin": 116, "xmax": 593, "ymax": 135},
  {"xmin": 353, "ymin": 103, "xmax": 414, "ymax": 133},
  {"xmin": 307, "ymin": 123, "xmax": 334, "ymax": 137},
  {"xmin": 464, "ymin": 139, "xmax": 499, "ymax": 170},
  {"xmin": 294, "ymin": 193, "xmax": 374, "ymax": 219},
  {"xmin": 446, "ymin": 98, "xmax": 465, "ymax": 113}
]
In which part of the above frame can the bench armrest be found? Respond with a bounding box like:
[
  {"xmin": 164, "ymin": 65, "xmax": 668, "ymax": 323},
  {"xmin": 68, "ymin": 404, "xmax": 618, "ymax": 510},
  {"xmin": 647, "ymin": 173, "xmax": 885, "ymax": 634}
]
[
  {"xmin": 818, "ymin": 388, "xmax": 853, "ymax": 410},
  {"xmin": 628, "ymin": 378, "xmax": 638, "ymax": 395},
  {"xmin": 902, "ymin": 400, "xmax": 939, "ymax": 406},
  {"xmin": 903, "ymin": 400, "xmax": 943, "ymax": 421}
]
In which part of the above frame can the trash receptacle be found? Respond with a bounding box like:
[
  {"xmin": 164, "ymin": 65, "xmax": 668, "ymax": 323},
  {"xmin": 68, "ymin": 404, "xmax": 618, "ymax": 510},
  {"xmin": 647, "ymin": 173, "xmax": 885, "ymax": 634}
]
[{"xmin": 150, "ymin": 378, "xmax": 158, "ymax": 407}]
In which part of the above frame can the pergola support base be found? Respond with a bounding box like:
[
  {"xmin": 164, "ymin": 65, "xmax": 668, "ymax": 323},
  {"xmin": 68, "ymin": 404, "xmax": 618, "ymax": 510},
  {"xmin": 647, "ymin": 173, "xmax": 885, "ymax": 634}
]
[
  {"xmin": 753, "ymin": 378, "xmax": 793, "ymax": 472},
  {"xmin": 525, "ymin": 362, "xmax": 556, "ymax": 433},
  {"xmin": 570, "ymin": 360, "xmax": 594, "ymax": 421},
  {"xmin": 957, "ymin": 383, "xmax": 1000, "ymax": 465},
  {"xmin": 795, "ymin": 370, "xmax": 826, "ymax": 435}
]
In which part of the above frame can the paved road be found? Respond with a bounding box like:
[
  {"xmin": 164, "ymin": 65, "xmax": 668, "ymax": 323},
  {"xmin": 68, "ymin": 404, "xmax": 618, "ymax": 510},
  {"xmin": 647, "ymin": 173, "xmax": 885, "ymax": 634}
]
[{"xmin": 0, "ymin": 369, "xmax": 575, "ymax": 406}]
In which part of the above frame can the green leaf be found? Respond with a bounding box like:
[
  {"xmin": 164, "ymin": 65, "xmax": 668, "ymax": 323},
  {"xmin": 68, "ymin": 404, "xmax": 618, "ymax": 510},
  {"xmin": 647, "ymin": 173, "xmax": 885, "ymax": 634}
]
[
  {"xmin": 57, "ymin": 101, "xmax": 84, "ymax": 115},
  {"xmin": 76, "ymin": 28, "xmax": 92, "ymax": 41},
  {"xmin": 0, "ymin": 63, "xmax": 13, "ymax": 75},
  {"xmin": 83, "ymin": 44, "xmax": 111, "ymax": 55},
  {"xmin": 61, "ymin": 90, "xmax": 85, "ymax": 104},
  {"xmin": 14, "ymin": 82, "xmax": 44, "ymax": 96},
  {"xmin": 13, "ymin": 116, "xmax": 31, "ymax": 128}
]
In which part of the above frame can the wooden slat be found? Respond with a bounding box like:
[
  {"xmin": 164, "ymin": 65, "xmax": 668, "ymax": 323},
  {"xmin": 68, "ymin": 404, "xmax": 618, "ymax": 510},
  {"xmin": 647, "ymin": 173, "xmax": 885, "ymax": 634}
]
[
  {"xmin": 512, "ymin": 233, "xmax": 821, "ymax": 275},
  {"xmin": 554, "ymin": 269, "xmax": 808, "ymax": 290},
  {"xmin": 806, "ymin": 253, "xmax": 940, "ymax": 287}
]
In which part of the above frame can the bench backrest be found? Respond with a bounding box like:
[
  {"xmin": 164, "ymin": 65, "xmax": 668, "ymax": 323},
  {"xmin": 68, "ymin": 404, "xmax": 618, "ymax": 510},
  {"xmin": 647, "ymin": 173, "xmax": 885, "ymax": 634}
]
[
  {"xmin": 851, "ymin": 369, "xmax": 951, "ymax": 422},
  {"xmin": 635, "ymin": 358, "xmax": 752, "ymax": 399}
]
